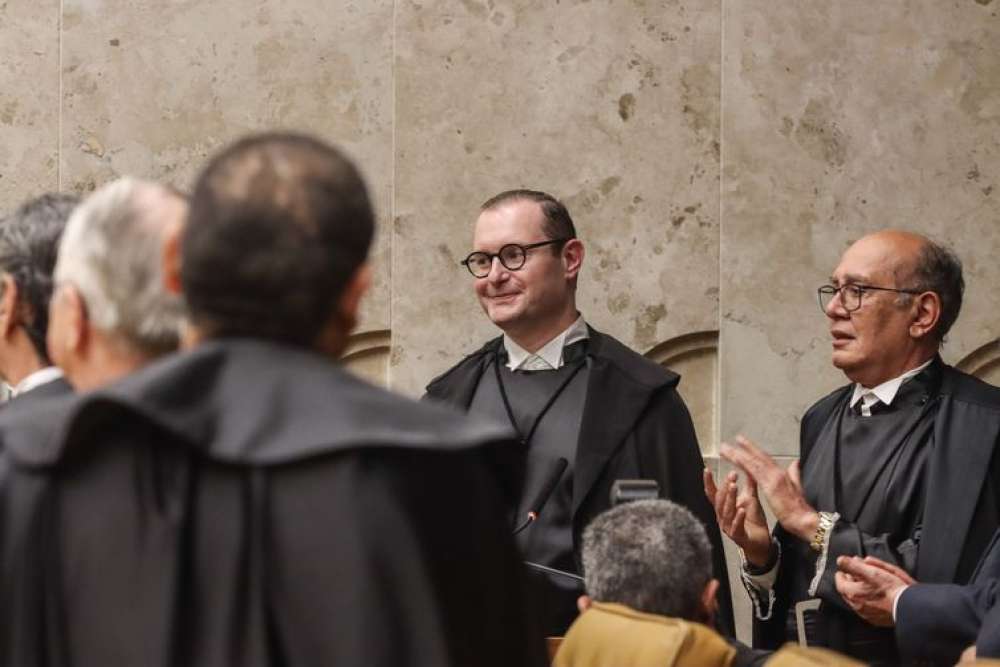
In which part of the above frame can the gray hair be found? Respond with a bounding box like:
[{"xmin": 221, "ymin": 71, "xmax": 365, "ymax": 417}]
[
  {"xmin": 906, "ymin": 238, "xmax": 964, "ymax": 342},
  {"xmin": 581, "ymin": 499, "xmax": 713, "ymax": 619},
  {"xmin": 54, "ymin": 178, "xmax": 185, "ymax": 355}
]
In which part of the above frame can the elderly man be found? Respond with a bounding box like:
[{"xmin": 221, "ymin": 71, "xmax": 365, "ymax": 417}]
[
  {"xmin": 554, "ymin": 499, "xmax": 761, "ymax": 667},
  {"xmin": 46, "ymin": 178, "xmax": 186, "ymax": 389},
  {"xmin": 0, "ymin": 193, "xmax": 78, "ymax": 402},
  {"xmin": 426, "ymin": 189, "xmax": 732, "ymax": 636},
  {"xmin": 0, "ymin": 134, "xmax": 542, "ymax": 667},
  {"xmin": 706, "ymin": 230, "xmax": 1000, "ymax": 664}
]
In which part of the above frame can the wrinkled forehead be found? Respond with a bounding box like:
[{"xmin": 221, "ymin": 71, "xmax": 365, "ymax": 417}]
[
  {"xmin": 472, "ymin": 200, "xmax": 547, "ymax": 250},
  {"xmin": 831, "ymin": 235, "xmax": 917, "ymax": 286}
]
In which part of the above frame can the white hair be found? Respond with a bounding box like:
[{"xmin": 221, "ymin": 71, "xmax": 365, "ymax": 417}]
[{"xmin": 54, "ymin": 177, "xmax": 185, "ymax": 354}]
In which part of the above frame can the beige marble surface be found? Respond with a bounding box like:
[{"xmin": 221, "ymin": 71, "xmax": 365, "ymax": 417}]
[
  {"xmin": 0, "ymin": 0, "xmax": 60, "ymax": 212},
  {"xmin": 391, "ymin": 0, "xmax": 722, "ymax": 395},
  {"xmin": 720, "ymin": 0, "xmax": 1000, "ymax": 456},
  {"xmin": 58, "ymin": 0, "xmax": 393, "ymax": 331}
]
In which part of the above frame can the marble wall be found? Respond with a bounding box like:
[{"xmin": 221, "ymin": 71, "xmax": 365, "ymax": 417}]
[{"xmin": 2, "ymin": 0, "xmax": 998, "ymax": 640}]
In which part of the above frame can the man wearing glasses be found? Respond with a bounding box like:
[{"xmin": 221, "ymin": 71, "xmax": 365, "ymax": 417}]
[
  {"xmin": 426, "ymin": 189, "xmax": 733, "ymax": 638},
  {"xmin": 706, "ymin": 230, "xmax": 1000, "ymax": 664}
]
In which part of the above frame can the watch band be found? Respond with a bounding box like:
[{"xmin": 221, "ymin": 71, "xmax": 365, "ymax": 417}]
[{"xmin": 809, "ymin": 512, "xmax": 837, "ymax": 553}]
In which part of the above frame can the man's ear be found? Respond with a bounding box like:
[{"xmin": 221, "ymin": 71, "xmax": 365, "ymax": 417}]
[
  {"xmin": 62, "ymin": 286, "xmax": 89, "ymax": 354},
  {"xmin": 700, "ymin": 578, "xmax": 720, "ymax": 622},
  {"xmin": 909, "ymin": 291, "xmax": 941, "ymax": 340},
  {"xmin": 0, "ymin": 274, "xmax": 20, "ymax": 338},
  {"xmin": 576, "ymin": 595, "xmax": 592, "ymax": 614},
  {"xmin": 337, "ymin": 262, "xmax": 372, "ymax": 331},
  {"xmin": 162, "ymin": 219, "xmax": 184, "ymax": 296},
  {"xmin": 562, "ymin": 239, "xmax": 585, "ymax": 281}
]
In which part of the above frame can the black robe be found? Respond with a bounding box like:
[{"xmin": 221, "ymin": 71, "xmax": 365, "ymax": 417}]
[
  {"xmin": 0, "ymin": 339, "xmax": 545, "ymax": 667},
  {"xmin": 750, "ymin": 359, "xmax": 1000, "ymax": 663},
  {"xmin": 424, "ymin": 326, "xmax": 735, "ymax": 636}
]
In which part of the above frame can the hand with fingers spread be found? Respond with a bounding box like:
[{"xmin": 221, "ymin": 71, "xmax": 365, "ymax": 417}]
[
  {"xmin": 703, "ymin": 468, "xmax": 773, "ymax": 567},
  {"xmin": 834, "ymin": 555, "xmax": 916, "ymax": 627},
  {"xmin": 720, "ymin": 435, "xmax": 820, "ymax": 542}
]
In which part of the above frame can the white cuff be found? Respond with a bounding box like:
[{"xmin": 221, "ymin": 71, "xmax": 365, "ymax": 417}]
[
  {"xmin": 807, "ymin": 512, "xmax": 841, "ymax": 597},
  {"xmin": 740, "ymin": 539, "xmax": 781, "ymax": 621}
]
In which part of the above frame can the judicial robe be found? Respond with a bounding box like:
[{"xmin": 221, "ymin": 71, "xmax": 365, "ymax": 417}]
[
  {"xmin": 751, "ymin": 359, "xmax": 1000, "ymax": 663},
  {"xmin": 0, "ymin": 339, "xmax": 545, "ymax": 667},
  {"xmin": 424, "ymin": 326, "xmax": 735, "ymax": 636}
]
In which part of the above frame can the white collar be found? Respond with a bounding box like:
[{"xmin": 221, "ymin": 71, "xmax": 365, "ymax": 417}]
[
  {"xmin": 12, "ymin": 366, "xmax": 64, "ymax": 397},
  {"xmin": 849, "ymin": 358, "xmax": 934, "ymax": 415},
  {"xmin": 503, "ymin": 315, "xmax": 589, "ymax": 371}
]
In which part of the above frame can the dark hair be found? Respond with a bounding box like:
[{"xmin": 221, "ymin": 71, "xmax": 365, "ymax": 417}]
[
  {"xmin": 184, "ymin": 132, "xmax": 375, "ymax": 346},
  {"xmin": 480, "ymin": 189, "xmax": 577, "ymax": 250},
  {"xmin": 907, "ymin": 239, "xmax": 964, "ymax": 342},
  {"xmin": 0, "ymin": 192, "xmax": 79, "ymax": 363},
  {"xmin": 581, "ymin": 499, "xmax": 712, "ymax": 620}
]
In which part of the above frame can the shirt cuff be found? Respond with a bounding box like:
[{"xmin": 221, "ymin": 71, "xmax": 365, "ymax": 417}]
[
  {"xmin": 740, "ymin": 539, "xmax": 781, "ymax": 621},
  {"xmin": 891, "ymin": 585, "xmax": 911, "ymax": 623}
]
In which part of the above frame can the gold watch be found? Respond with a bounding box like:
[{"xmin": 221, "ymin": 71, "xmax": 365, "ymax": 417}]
[{"xmin": 809, "ymin": 512, "xmax": 837, "ymax": 553}]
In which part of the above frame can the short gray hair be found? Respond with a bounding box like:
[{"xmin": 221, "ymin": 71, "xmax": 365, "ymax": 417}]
[
  {"xmin": 581, "ymin": 499, "xmax": 713, "ymax": 619},
  {"xmin": 55, "ymin": 178, "xmax": 185, "ymax": 354}
]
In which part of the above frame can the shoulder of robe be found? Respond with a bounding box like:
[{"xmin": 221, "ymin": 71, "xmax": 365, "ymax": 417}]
[
  {"xmin": 586, "ymin": 327, "xmax": 680, "ymax": 391},
  {"xmin": 940, "ymin": 364, "xmax": 1000, "ymax": 412},
  {"xmin": 3, "ymin": 339, "xmax": 517, "ymax": 467},
  {"xmin": 802, "ymin": 384, "xmax": 851, "ymax": 426},
  {"xmin": 424, "ymin": 335, "xmax": 501, "ymax": 395}
]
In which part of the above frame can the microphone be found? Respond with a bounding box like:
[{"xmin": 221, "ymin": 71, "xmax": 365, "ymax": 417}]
[{"xmin": 512, "ymin": 457, "xmax": 568, "ymax": 535}]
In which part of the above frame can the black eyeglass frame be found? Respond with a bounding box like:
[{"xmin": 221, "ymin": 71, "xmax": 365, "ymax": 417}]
[
  {"xmin": 460, "ymin": 239, "xmax": 570, "ymax": 278},
  {"xmin": 817, "ymin": 283, "xmax": 922, "ymax": 313}
]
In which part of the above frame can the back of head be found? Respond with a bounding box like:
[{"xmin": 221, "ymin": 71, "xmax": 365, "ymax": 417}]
[
  {"xmin": 0, "ymin": 192, "xmax": 80, "ymax": 363},
  {"xmin": 582, "ymin": 499, "xmax": 712, "ymax": 620},
  {"xmin": 55, "ymin": 178, "xmax": 186, "ymax": 355},
  {"xmin": 184, "ymin": 132, "xmax": 375, "ymax": 346}
]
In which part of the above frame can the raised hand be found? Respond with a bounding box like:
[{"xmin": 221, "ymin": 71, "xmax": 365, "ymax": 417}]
[
  {"xmin": 704, "ymin": 466, "xmax": 773, "ymax": 567},
  {"xmin": 721, "ymin": 435, "xmax": 820, "ymax": 542}
]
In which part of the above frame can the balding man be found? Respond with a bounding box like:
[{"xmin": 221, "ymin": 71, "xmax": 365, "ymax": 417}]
[
  {"xmin": 705, "ymin": 231, "xmax": 1000, "ymax": 664},
  {"xmin": 46, "ymin": 177, "xmax": 186, "ymax": 390}
]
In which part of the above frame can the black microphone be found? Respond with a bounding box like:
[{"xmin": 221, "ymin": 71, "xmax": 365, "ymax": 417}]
[{"xmin": 512, "ymin": 457, "xmax": 568, "ymax": 535}]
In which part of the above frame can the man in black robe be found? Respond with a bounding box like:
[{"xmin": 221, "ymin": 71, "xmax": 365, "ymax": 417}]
[
  {"xmin": 0, "ymin": 134, "xmax": 543, "ymax": 667},
  {"xmin": 425, "ymin": 189, "xmax": 733, "ymax": 637},
  {"xmin": 705, "ymin": 230, "xmax": 1000, "ymax": 665},
  {"xmin": 0, "ymin": 193, "xmax": 79, "ymax": 405}
]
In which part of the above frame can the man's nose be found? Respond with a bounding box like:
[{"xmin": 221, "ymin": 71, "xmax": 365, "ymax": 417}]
[
  {"xmin": 825, "ymin": 289, "xmax": 849, "ymax": 319},
  {"xmin": 486, "ymin": 256, "xmax": 508, "ymax": 282}
]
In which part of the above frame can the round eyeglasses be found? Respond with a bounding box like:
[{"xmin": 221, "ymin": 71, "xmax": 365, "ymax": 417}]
[
  {"xmin": 461, "ymin": 239, "xmax": 568, "ymax": 278},
  {"xmin": 817, "ymin": 283, "xmax": 921, "ymax": 313}
]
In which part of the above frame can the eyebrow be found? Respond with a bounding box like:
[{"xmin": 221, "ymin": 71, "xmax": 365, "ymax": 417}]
[{"xmin": 831, "ymin": 273, "xmax": 872, "ymax": 285}]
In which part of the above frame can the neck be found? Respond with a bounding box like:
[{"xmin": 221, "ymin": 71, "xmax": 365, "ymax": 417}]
[
  {"xmin": 1, "ymin": 334, "xmax": 46, "ymax": 387},
  {"xmin": 68, "ymin": 332, "xmax": 155, "ymax": 391},
  {"xmin": 503, "ymin": 307, "xmax": 579, "ymax": 354}
]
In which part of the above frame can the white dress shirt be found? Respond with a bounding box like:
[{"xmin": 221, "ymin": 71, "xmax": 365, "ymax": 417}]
[
  {"xmin": 11, "ymin": 365, "xmax": 65, "ymax": 397},
  {"xmin": 503, "ymin": 315, "xmax": 589, "ymax": 371}
]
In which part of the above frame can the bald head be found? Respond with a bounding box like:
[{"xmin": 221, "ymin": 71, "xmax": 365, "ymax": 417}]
[{"xmin": 845, "ymin": 230, "xmax": 964, "ymax": 342}]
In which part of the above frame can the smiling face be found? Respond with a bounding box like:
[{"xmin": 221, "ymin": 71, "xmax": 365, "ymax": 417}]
[
  {"xmin": 471, "ymin": 199, "xmax": 581, "ymax": 347},
  {"xmin": 825, "ymin": 231, "xmax": 930, "ymax": 387}
]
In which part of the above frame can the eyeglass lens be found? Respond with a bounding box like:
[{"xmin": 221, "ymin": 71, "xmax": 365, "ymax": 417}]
[
  {"xmin": 819, "ymin": 285, "xmax": 862, "ymax": 312},
  {"xmin": 465, "ymin": 244, "xmax": 528, "ymax": 277}
]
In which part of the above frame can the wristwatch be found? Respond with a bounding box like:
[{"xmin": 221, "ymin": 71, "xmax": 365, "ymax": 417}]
[{"xmin": 809, "ymin": 512, "xmax": 837, "ymax": 553}]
